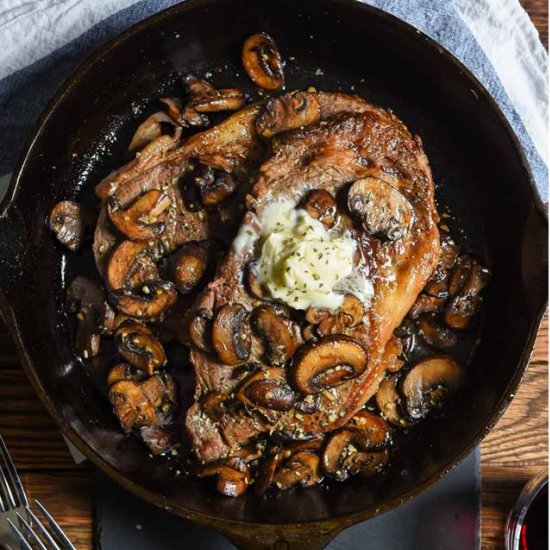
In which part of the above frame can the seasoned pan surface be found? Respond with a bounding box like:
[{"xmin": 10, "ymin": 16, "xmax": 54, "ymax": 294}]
[{"xmin": 0, "ymin": 0, "xmax": 546, "ymax": 546}]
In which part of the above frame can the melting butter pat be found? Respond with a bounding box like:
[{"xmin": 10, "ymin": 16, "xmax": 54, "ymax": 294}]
[{"xmin": 256, "ymin": 201, "xmax": 356, "ymax": 310}]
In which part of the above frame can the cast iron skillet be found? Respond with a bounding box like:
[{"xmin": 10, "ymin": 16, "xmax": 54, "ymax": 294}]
[{"xmin": 0, "ymin": 0, "xmax": 547, "ymax": 547}]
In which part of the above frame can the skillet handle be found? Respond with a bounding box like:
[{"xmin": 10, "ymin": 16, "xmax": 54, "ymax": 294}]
[{"xmin": 217, "ymin": 523, "xmax": 347, "ymax": 550}]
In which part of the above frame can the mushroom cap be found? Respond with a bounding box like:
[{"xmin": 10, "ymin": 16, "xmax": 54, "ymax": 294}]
[
  {"xmin": 212, "ymin": 304, "xmax": 252, "ymax": 365},
  {"xmin": 290, "ymin": 335, "xmax": 368, "ymax": 394},
  {"xmin": 400, "ymin": 355, "xmax": 462, "ymax": 421},
  {"xmin": 242, "ymin": 33, "xmax": 284, "ymax": 90}
]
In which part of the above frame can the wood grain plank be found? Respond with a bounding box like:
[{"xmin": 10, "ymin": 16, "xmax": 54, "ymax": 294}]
[
  {"xmin": 20, "ymin": 471, "xmax": 93, "ymax": 550},
  {"xmin": 0, "ymin": 368, "xmax": 85, "ymax": 470}
]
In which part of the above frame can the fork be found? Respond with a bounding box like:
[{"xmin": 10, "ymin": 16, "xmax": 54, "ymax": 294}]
[
  {"xmin": 0, "ymin": 435, "xmax": 76, "ymax": 550},
  {"xmin": 0, "ymin": 435, "xmax": 29, "ymax": 549}
]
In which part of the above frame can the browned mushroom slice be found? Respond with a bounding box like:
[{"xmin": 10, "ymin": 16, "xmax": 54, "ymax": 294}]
[
  {"xmin": 407, "ymin": 293, "xmax": 446, "ymax": 320},
  {"xmin": 448, "ymin": 255, "xmax": 475, "ymax": 297},
  {"xmin": 400, "ymin": 356, "xmax": 462, "ymax": 421},
  {"xmin": 348, "ymin": 410, "xmax": 391, "ymax": 450},
  {"xmin": 445, "ymin": 258, "xmax": 490, "ymax": 330},
  {"xmin": 255, "ymin": 453, "xmax": 281, "ymax": 495},
  {"xmin": 424, "ymin": 236, "xmax": 460, "ymax": 298},
  {"xmin": 256, "ymin": 91, "xmax": 320, "ymax": 138},
  {"xmin": 418, "ymin": 316, "xmax": 457, "ymax": 349},
  {"xmin": 165, "ymin": 241, "xmax": 208, "ymax": 294},
  {"xmin": 375, "ymin": 375, "xmax": 412, "ymax": 427},
  {"xmin": 251, "ymin": 305, "xmax": 302, "ymax": 365},
  {"xmin": 183, "ymin": 75, "xmax": 244, "ymax": 113},
  {"xmin": 107, "ymin": 190, "xmax": 171, "ymax": 241},
  {"xmin": 212, "ymin": 304, "xmax": 251, "ymax": 365},
  {"xmin": 242, "ymin": 33, "xmax": 284, "ymax": 90},
  {"xmin": 106, "ymin": 240, "xmax": 158, "ymax": 291},
  {"xmin": 200, "ymin": 173, "xmax": 237, "ymax": 207},
  {"xmin": 65, "ymin": 276, "xmax": 108, "ymax": 358},
  {"xmin": 107, "ymin": 363, "xmax": 143, "ymax": 388},
  {"xmin": 49, "ymin": 201, "xmax": 95, "ymax": 251},
  {"xmin": 140, "ymin": 373, "xmax": 176, "ymax": 411},
  {"xmin": 291, "ymin": 335, "xmax": 368, "ymax": 394},
  {"xmin": 306, "ymin": 294, "xmax": 364, "ymax": 336},
  {"xmin": 236, "ymin": 368, "xmax": 297, "ymax": 413},
  {"xmin": 216, "ymin": 458, "xmax": 251, "ymax": 497},
  {"xmin": 111, "ymin": 280, "xmax": 177, "ymax": 319},
  {"xmin": 188, "ymin": 308, "xmax": 214, "ymax": 353},
  {"xmin": 343, "ymin": 449, "xmax": 389, "ymax": 478},
  {"xmin": 384, "ymin": 336, "xmax": 405, "ymax": 373},
  {"xmin": 347, "ymin": 177, "xmax": 413, "ymax": 240},
  {"xmin": 272, "ymin": 451, "xmax": 322, "ymax": 490},
  {"xmin": 160, "ymin": 97, "xmax": 209, "ymax": 128},
  {"xmin": 115, "ymin": 323, "xmax": 166, "ymax": 375},
  {"xmin": 109, "ymin": 380, "xmax": 157, "ymax": 432},
  {"xmin": 298, "ymin": 189, "xmax": 337, "ymax": 229},
  {"xmin": 301, "ymin": 324, "xmax": 318, "ymax": 342},
  {"xmin": 128, "ymin": 111, "xmax": 175, "ymax": 152},
  {"xmin": 321, "ymin": 429, "xmax": 359, "ymax": 481}
]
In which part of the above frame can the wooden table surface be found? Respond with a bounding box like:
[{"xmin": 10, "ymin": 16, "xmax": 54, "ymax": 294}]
[{"xmin": 0, "ymin": 3, "xmax": 547, "ymax": 549}]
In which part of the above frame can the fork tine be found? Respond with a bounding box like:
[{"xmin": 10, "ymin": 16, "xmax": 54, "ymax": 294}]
[
  {"xmin": 35, "ymin": 500, "xmax": 77, "ymax": 550},
  {"xmin": 0, "ymin": 435, "xmax": 28, "ymax": 508},
  {"xmin": 15, "ymin": 512, "xmax": 49, "ymax": 550},
  {"xmin": 6, "ymin": 518, "xmax": 33, "ymax": 550},
  {"xmin": 25, "ymin": 507, "xmax": 63, "ymax": 550},
  {"xmin": 0, "ymin": 459, "xmax": 17, "ymax": 510}
]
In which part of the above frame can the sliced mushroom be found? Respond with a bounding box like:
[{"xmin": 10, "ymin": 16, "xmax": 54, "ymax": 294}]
[
  {"xmin": 111, "ymin": 280, "xmax": 177, "ymax": 319},
  {"xmin": 251, "ymin": 305, "xmax": 302, "ymax": 365},
  {"xmin": 236, "ymin": 368, "xmax": 297, "ymax": 413},
  {"xmin": 109, "ymin": 380, "xmax": 157, "ymax": 432},
  {"xmin": 347, "ymin": 177, "xmax": 413, "ymax": 240},
  {"xmin": 298, "ymin": 189, "xmax": 337, "ymax": 229},
  {"xmin": 256, "ymin": 91, "xmax": 320, "ymax": 138},
  {"xmin": 384, "ymin": 337, "xmax": 405, "ymax": 373},
  {"xmin": 347, "ymin": 410, "xmax": 391, "ymax": 450},
  {"xmin": 115, "ymin": 323, "xmax": 166, "ymax": 375},
  {"xmin": 165, "ymin": 241, "xmax": 209, "ymax": 294},
  {"xmin": 424, "ymin": 236, "xmax": 459, "ymax": 298},
  {"xmin": 200, "ymin": 173, "xmax": 237, "ymax": 207},
  {"xmin": 445, "ymin": 258, "xmax": 490, "ymax": 330},
  {"xmin": 107, "ymin": 190, "xmax": 171, "ymax": 241},
  {"xmin": 212, "ymin": 304, "xmax": 251, "ymax": 365},
  {"xmin": 375, "ymin": 375, "xmax": 412, "ymax": 427},
  {"xmin": 400, "ymin": 356, "xmax": 462, "ymax": 421},
  {"xmin": 301, "ymin": 323, "xmax": 318, "ymax": 342},
  {"xmin": 242, "ymin": 33, "xmax": 284, "ymax": 90},
  {"xmin": 66, "ymin": 276, "xmax": 112, "ymax": 358},
  {"xmin": 189, "ymin": 308, "xmax": 214, "ymax": 353},
  {"xmin": 128, "ymin": 111, "xmax": 175, "ymax": 152},
  {"xmin": 448, "ymin": 255, "xmax": 475, "ymax": 297},
  {"xmin": 343, "ymin": 449, "xmax": 389, "ymax": 478},
  {"xmin": 216, "ymin": 457, "xmax": 251, "ymax": 497},
  {"xmin": 272, "ymin": 451, "xmax": 322, "ymax": 490},
  {"xmin": 184, "ymin": 75, "xmax": 244, "ymax": 112},
  {"xmin": 418, "ymin": 316, "xmax": 457, "ymax": 349},
  {"xmin": 160, "ymin": 97, "xmax": 209, "ymax": 128},
  {"xmin": 291, "ymin": 335, "xmax": 368, "ymax": 394},
  {"xmin": 306, "ymin": 294, "xmax": 364, "ymax": 336},
  {"xmin": 107, "ymin": 363, "xmax": 145, "ymax": 388},
  {"xmin": 106, "ymin": 240, "xmax": 158, "ymax": 291},
  {"xmin": 407, "ymin": 293, "xmax": 446, "ymax": 320},
  {"xmin": 49, "ymin": 201, "xmax": 95, "ymax": 251},
  {"xmin": 140, "ymin": 373, "xmax": 176, "ymax": 412}
]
